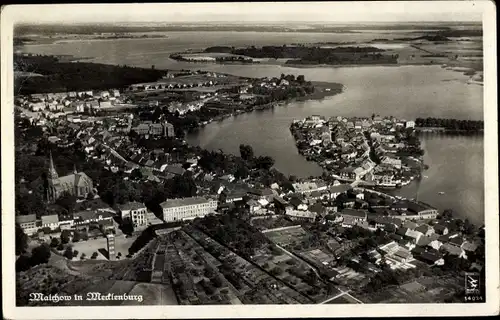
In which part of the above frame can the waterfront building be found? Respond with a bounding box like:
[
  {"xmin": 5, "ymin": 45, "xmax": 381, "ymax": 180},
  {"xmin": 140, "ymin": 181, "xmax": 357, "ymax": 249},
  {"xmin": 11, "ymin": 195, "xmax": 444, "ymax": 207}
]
[
  {"xmin": 406, "ymin": 121, "xmax": 416, "ymax": 128},
  {"xmin": 132, "ymin": 121, "xmax": 175, "ymax": 137},
  {"xmin": 292, "ymin": 181, "xmax": 327, "ymax": 194},
  {"xmin": 160, "ymin": 197, "xmax": 218, "ymax": 222}
]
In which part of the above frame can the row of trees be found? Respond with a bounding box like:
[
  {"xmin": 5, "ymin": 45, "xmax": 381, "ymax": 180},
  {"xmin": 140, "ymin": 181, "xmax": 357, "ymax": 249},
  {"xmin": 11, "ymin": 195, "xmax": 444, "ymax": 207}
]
[
  {"xmin": 415, "ymin": 117, "xmax": 484, "ymax": 131},
  {"xmin": 227, "ymin": 45, "xmax": 385, "ymax": 60}
]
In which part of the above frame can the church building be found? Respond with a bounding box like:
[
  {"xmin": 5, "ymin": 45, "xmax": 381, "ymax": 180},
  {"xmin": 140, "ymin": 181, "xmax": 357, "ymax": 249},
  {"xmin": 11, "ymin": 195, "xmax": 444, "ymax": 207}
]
[{"xmin": 32, "ymin": 152, "xmax": 94, "ymax": 203}]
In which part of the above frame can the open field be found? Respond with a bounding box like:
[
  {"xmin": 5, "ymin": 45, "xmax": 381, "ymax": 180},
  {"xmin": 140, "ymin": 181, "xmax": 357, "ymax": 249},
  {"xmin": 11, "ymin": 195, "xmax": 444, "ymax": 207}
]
[{"xmin": 70, "ymin": 234, "xmax": 138, "ymax": 261}]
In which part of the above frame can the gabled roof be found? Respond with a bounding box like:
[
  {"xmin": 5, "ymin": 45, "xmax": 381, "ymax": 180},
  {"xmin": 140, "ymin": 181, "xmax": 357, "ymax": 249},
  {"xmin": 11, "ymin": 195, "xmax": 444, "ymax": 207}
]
[
  {"xmin": 403, "ymin": 220, "xmax": 418, "ymax": 230},
  {"xmin": 441, "ymin": 243, "xmax": 464, "ymax": 256},
  {"xmin": 117, "ymin": 201, "xmax": 146, "ymax": 211},
  {"xmin": 16, "ymin": 214, "xmax": 37, "ymax": 224},
  {"xmin": 438, "ymin": 234, "xmax": 450, "ymax": 242},
  {"xmin": 420, "ymin": 251, "xmax": 442, "ymax": 263},
  {"xmin": 449, "ymin": 236, "xmax": 464, "ymax": 246},
  {"xmin": 433, "ymin": 224, "xmax": 448, "ymax": 232},
  {"xmin": 396, "ymin": 227, "xmax": 408, "ymax": 236},
  {"xmin": 329, "ymin": 184, "xmax": 351, "ymax": 194},
  {"xmin": 340, "ymin": 209, "xmax": 366, "ymax": 219},
  {"xmin": 74, "ymin": 210, "xmax": 113, "ymax": 222},
  {"xmin": 414, "ymin": 224, "xmax": 430, "ymax": 234},
  {"xmin": 462, "ymin": 241, "xmax": 479, "ymax": 252},
  {"xmin": 416, "ymin": 236, "xmax": 432, "ymax": 247},
  {"xmin": 41, "ymin": 214, "xmax": 59, "ymax": 225},
  {"xmin": 411, "ymin": 246, "xmax": 426, "ymax": 255}
]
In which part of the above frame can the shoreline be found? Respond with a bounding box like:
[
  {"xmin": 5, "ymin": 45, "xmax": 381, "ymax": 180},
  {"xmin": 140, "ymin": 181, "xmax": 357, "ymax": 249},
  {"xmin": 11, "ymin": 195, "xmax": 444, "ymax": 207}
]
[{"xmin": 195, "ymin": 81, "xmax": 345, "ymax": 128}]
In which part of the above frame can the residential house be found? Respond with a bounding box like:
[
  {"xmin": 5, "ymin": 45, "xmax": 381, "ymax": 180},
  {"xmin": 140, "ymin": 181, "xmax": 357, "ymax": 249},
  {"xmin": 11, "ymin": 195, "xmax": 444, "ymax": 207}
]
[
  {"xmin": 405, "ymin": 228, "xmax": 424, "ymax": 243},
  {"xmin": 418, "ymin": 251, "xmax": 445, "ymax": 266},
  {"xmin": 285, "ymin": 210, "xmax": 317, "ymax": 221},
  {"xmin": 414, "ymin": 224, "xmax": 435, "ymax": 237},
  {"xmin": 433, "ymin": 224, "xmax": 449, "ymax": 235},
  {"xmin": 440, "ymin": 243, "xmax": 467, "ymax": 259},
  {"xmin": 328, "ymin": 184, "xmax": 351, "ymax": 200},
  {"xmin": 402, "ymin": 220, "xmax": 418, "ymax": 230},
  {"xmin": 416, "ymin": 235, "xmax": 443, "ymax": 250},
  {"xmin": 292, "ymin": 181, "xmax": 328, "ymax": 194},
  {"xmin": 461, "ymin": 241, "xmax": 479, "ymax": 254},
  {"xmin": 340, "ymin": 209, "xmax": 367, "ymax": 222},
  {"xmin": 248, "ymin": 188, "xmax": 275, "ymax": 202},
  {"xmin": 449, "ymin": 236, "xmax": 465, "ymax": 247}
]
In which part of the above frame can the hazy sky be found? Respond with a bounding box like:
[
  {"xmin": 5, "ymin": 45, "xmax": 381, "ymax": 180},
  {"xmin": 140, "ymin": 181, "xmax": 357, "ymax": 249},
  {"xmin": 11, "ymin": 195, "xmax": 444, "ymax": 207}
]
[{"xmin": 10, "ymin": 2, "xmax": 484, "ymax": 24}]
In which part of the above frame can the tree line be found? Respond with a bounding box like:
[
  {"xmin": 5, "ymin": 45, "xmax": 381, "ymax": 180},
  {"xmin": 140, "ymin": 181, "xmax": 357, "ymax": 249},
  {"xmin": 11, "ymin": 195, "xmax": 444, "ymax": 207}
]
[
  {"xmin": 415, "ymin": 117, "xmax": 484, "ymax": 132},
  {"xmin": 14, "ymin": 54, "xmax": 165, "ymax": 95}
]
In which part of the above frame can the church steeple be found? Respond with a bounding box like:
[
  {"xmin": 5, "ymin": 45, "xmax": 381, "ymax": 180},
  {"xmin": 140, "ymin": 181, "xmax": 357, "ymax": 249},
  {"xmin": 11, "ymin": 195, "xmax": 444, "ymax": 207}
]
[
  {"xmin": 73, "ymin": 164, "xmax": 78, "ymax": 175},
  {"xmin": 48, "ymin": 151, "xmax": 59, "ymax": 180}
]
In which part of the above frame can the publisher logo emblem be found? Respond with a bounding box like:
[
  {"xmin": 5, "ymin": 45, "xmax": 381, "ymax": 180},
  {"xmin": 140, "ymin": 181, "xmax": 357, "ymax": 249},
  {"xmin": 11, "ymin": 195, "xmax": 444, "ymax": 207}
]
[{"xmin": 465, "ymin": 272, "xmax": 480, "ymax": 294}]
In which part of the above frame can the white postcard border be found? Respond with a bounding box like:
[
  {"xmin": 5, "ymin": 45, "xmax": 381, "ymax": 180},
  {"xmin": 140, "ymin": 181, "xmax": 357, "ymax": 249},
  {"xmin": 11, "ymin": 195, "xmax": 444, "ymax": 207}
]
[{"xmin": 2, "ymin": 2, "xmax": 498, "ymax": 319}]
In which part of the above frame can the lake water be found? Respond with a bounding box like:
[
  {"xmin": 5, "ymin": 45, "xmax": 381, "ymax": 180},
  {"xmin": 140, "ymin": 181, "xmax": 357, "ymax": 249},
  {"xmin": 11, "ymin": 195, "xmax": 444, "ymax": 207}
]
[{"xmin": 19, "ymin": 32, "xmax": 484, "ymax": 224}]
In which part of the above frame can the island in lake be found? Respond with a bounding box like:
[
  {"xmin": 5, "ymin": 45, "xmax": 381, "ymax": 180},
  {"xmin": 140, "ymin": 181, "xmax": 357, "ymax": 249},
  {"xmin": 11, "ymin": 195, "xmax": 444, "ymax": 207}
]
[
  {"xmin": 171, "ymin": 45, "xmax": 398, "ymax": 66},
  {"xmin": 290, "ymin": 115, "xmax": 427, "ymax": 189}
]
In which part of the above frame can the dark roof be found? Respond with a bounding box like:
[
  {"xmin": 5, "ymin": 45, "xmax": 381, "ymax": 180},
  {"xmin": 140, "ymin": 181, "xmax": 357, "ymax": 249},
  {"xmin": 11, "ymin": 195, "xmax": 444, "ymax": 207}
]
[
  {"xmin": 329, "ymin": 184, "xmax": 351, "ymax": 194},
  {"xmin": 396, "ymin": 227, "xmax": 408, "ymax": 236},
  {"xmin": 403, "ymin": 220, "xmax": 418, "ymax": 230},
  {"xmin": 411, "ymin": 246, "xmax": 426, "ymax": 255},
  {"xmin": 407, "ymin": 201, "xmax": 435, "ymax": 213},
  {"xmin": 248, "ymin": 188, "xmax": 274, "ymax": 196},
  {"xmin": 416, "ymin": 236, "xmax": 432, "ymax": 247},
  {"xmin": 433, "ymin": 224, "xmax": 448, "ymax": 232},
  {"xmin": 74, "ymin": 210, "xmax": 114, "ymax": 221},
  {"xmin": 309, "ymin": 202, "xmax": 325, "ymax": 214},
  {"xmin": 164, "ymin": 165, "xmax": 185, "ymax": 175},
  {"xmin": 419, "ymin": 251, "xmax": 442, "ymax": 263},
  {"xmin": 449, "ymin": 236, "xmax": 464, "ymax": 246},
  {"xmin": 289, "ymin": 197, "xmax": 303, "ymax": 208},
  {"xmin": 273, "ymin": 196, "xmax": 288, "ymax": 206},
  {"xmin": 391, "ymin": 201, "xmax": 409, "ymax": 209},
  {"xmin": 389, "ymin": 233, "xmax": 404, "ymax": 241},
  {"xmin": 414, "ymin": 225, "xmax": 430, "ymax": 234},
  {"xmin": 117, "ymin": 201, "xmax": 146, "ymax": 211},
  {"xmin": 438, "ymin": 234, "xmax": 450, "ymax": 242},
  {"xmin": 340, "ymin": 209, "xmax": 367, "ymax": 218}
]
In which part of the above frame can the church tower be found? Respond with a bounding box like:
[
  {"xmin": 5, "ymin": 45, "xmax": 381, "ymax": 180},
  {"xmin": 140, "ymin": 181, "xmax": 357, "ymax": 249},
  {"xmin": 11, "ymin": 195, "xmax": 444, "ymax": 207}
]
[
  {"xmin": 46, "ymin": 151, "xmax": 59, "ymax": 203},
  {"xmin": 48, "ymin": 151, "xmax": 59, "ymax": 180}
]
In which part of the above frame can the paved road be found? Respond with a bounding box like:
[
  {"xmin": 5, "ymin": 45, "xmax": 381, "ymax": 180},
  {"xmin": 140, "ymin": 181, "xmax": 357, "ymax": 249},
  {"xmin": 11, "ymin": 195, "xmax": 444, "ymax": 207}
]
[{"xmin": 319, "ymin": 290, "xmax": 364, "ymax": 304}]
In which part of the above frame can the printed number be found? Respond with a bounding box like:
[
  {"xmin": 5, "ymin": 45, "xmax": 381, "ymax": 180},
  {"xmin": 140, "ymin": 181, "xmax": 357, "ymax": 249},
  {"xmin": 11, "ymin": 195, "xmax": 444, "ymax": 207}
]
[{"xmin": 465, "ymin": 296, "xmax": 484, "ymax": 302}]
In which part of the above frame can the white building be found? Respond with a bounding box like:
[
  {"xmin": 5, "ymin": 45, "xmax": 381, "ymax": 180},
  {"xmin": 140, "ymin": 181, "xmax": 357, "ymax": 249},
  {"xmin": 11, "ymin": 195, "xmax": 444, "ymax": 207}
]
[
  {"xmin": 406, "ymin": 121, "xmax": 416, "ymax": 128},
  {"xmin": 160, "ymin": 197, "xmax": 218, "ymax": 222},
  {"xmin": 117, "ymin": 201, "xmax": 148, "ymax": 226}
]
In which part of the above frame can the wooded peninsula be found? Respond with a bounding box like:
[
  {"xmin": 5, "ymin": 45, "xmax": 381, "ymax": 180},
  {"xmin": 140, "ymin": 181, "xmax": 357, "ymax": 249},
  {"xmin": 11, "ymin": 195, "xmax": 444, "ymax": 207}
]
[{"xmin": 203, "ymin": 45, "xmax": 399, "ymax": 65}]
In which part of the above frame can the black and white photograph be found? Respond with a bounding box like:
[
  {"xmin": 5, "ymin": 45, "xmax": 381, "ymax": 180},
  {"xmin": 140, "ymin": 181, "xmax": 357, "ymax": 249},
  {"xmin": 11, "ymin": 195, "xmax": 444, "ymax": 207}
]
[{"xmin": 1, "ymin": 2, "xmax": 498, "ymax": 318}]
